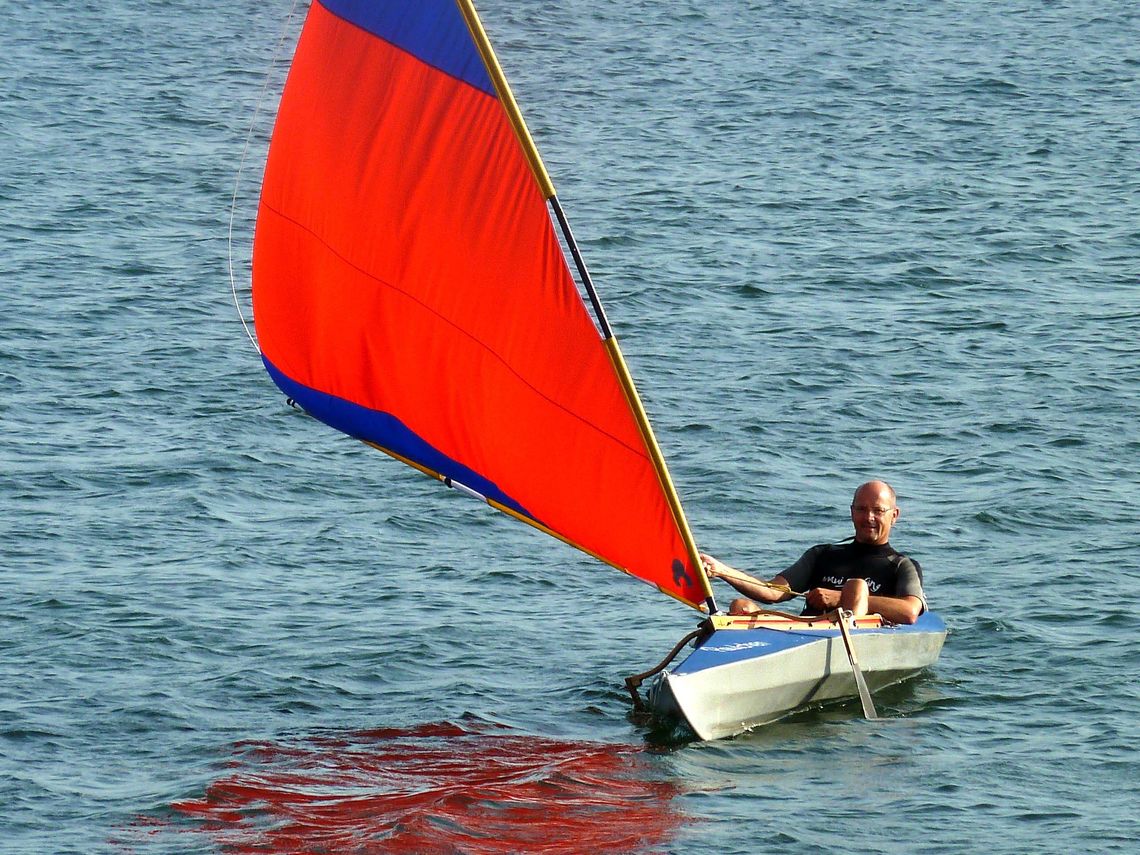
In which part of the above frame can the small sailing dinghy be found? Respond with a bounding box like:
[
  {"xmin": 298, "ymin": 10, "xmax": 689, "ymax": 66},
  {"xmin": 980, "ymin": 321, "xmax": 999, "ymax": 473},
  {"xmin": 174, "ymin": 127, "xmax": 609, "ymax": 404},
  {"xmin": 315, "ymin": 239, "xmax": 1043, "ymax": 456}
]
[
  {"xmin": 249, "ymin": 0, "xmax": 944, "ymax": 740},
  {"xmin": 642, "ymin": 611, "xmax": 947, "ymax": 740}
]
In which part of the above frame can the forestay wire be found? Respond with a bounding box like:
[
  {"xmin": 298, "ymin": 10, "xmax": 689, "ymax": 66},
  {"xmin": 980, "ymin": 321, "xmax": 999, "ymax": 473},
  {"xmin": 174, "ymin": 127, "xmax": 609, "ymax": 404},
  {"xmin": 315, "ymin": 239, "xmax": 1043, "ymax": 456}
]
[{"xmin": 227, "ymin": 0, "xmax": 303, "ymax": 353}]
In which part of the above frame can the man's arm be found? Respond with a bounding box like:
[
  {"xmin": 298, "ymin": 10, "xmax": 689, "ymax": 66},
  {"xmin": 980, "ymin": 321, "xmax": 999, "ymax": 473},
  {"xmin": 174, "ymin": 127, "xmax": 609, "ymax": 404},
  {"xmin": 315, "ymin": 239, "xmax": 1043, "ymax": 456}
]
[
  {"xmin": 805, "ymin": 587, "xmax": 923, "ymax": 624},
  {"xmin": 867, "ymin": 594, "xmax": 923, "ymax": 624},
  {"xmin": 877, "ymin": 557, "xmax": 926, "ymax": 624},
  {"xmin": 700, "ymin": 553, "xmax": 794, "ymax": 605}
]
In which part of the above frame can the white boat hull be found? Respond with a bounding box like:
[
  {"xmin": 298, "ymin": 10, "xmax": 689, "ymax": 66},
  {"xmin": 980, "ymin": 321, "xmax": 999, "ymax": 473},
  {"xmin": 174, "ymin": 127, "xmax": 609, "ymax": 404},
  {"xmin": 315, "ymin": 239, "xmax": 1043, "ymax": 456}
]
[{"xmin": 647, "ymin": 612, "xmax": 946, "ymax": 740}]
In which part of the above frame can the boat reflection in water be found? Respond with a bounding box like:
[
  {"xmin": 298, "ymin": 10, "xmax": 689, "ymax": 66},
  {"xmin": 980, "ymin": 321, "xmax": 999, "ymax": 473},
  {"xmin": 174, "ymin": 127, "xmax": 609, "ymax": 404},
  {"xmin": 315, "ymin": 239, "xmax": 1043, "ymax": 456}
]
[{"xmin": 162, "ymin": 720, "xmax": 685, "ymax": 854}]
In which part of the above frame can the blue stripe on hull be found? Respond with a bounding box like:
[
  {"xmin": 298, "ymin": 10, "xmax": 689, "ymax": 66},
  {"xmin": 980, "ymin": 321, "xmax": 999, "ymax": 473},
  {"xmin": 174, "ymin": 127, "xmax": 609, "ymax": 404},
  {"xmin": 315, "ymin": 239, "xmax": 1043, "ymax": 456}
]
[{"xmin": 674, "ymin": 611, "xmax": 947, "ymax": 675}]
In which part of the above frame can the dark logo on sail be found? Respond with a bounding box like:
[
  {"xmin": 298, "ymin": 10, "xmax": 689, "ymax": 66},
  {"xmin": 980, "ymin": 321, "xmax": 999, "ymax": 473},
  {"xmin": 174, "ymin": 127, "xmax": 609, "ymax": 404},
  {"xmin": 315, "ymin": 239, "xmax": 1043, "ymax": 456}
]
[{"xmin": 671, "ymin": 558, "xmax": 692, "ymax": 588}]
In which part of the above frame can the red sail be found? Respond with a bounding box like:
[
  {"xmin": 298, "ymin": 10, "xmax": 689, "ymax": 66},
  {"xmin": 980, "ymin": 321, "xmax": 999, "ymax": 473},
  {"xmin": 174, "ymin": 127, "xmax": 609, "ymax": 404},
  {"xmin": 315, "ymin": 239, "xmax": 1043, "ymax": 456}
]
[{"xmin": 252, "ymin": 0, "xmax": 707, "ymax": 608}]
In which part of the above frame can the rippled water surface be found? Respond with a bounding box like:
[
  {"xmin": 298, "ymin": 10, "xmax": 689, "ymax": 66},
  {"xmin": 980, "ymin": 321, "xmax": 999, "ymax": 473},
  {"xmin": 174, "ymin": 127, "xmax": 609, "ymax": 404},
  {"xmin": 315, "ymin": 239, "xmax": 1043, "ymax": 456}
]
[{"xmin": 2, "ymin": 1, "xmax": 1138, "ymax": 853}]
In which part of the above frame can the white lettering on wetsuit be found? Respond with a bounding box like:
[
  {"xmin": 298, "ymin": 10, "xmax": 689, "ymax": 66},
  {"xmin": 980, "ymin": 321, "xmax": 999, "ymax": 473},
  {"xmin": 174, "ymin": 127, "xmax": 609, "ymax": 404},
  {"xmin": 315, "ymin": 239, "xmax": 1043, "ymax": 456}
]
[{"xmin": 819, "ymin": 574, "xmax": 883, "ymax": 593}]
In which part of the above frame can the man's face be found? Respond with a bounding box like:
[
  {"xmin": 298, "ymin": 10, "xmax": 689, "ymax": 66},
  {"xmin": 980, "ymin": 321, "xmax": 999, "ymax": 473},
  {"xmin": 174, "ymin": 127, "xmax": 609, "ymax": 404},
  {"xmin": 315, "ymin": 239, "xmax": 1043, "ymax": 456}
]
[{"xmin": 850, "ymin": 485, "xmax": 899, "ymax": 545}]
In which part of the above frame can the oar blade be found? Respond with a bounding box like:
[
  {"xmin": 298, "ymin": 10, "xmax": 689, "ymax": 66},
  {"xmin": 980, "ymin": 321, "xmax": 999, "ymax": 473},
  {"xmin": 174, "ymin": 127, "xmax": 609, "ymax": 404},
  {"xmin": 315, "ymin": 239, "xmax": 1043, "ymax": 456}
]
[{"xmin": 837, "ymin": 610, "xmax": 878, "ymax": 720}]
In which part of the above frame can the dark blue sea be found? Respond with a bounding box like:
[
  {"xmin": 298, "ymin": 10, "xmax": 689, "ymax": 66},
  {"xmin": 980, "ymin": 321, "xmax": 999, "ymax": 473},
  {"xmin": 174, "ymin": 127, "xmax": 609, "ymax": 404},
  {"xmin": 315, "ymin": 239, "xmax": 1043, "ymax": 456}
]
[{"xmin": 3, "ymin": 1, "xmax": 1138, "ymax": 852}]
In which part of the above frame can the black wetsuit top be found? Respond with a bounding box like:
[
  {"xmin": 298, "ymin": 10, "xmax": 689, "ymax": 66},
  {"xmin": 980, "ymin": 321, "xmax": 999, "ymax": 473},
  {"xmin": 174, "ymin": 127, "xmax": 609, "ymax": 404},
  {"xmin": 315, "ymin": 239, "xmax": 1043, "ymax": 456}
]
[{"xmin": 781, "ymin": 541, "xmax": 926, "ymax": 614}]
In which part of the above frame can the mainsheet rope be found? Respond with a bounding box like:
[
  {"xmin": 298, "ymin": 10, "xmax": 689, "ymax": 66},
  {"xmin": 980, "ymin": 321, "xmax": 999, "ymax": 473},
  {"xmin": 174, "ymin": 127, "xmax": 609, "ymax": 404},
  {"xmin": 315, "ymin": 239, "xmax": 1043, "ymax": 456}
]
[
  {"xmin": 228, "ymin": 0, "xmax": 303, "ymax": 353},
  {"xmin": 705, "ymin": 564, "xmax": 806, "ymax": 599}
]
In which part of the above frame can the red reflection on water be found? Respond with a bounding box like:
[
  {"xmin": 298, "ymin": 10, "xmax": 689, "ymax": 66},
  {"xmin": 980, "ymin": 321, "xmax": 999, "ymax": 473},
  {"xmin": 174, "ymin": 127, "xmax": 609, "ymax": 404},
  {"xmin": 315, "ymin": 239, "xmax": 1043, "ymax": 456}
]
[{"xmin": 152, "ymin": 721, "xmax": 685, "ymax": 853}]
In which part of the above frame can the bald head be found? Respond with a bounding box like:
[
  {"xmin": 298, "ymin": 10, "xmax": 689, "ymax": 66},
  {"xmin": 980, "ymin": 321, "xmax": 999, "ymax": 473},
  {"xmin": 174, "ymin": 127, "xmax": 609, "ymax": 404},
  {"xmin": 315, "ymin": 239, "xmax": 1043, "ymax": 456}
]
[
  {"xmin": 850, "ymin": 481, "xmax": 899, "ymax": 545},
  {"xmin": 853, "ymin": 480, "xmax": 896, "ymax": 506}
]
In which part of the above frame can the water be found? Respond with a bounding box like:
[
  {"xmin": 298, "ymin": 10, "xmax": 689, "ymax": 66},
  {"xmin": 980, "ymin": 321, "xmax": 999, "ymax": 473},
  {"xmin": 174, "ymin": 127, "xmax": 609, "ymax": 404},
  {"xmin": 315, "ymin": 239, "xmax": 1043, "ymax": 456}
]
[{"xmin": 2, "ymin": 0, "xmax": 1137, "ymax": 852}]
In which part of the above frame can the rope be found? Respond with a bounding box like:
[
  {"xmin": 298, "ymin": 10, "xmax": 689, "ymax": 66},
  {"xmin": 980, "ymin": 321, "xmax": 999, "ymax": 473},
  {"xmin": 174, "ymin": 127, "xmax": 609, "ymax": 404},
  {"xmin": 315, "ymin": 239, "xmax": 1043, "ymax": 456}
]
[
  {"xmin": 754, "ymin": 578, "xmax": 805, "ymax": 598},
  {"xmin": 732, "ymin": 606, "xmax": 829, "ymax": 623},
  {"xmin": 623, "ymin": 622, "xmax": 714, "ymax": 712},
  {"xmin": 711, "ymin": 566, "xmax": 805, "ymax": 599},
  {"xmin": 227, "ymin": 0, "xmax": 303, "ymax": 353}
]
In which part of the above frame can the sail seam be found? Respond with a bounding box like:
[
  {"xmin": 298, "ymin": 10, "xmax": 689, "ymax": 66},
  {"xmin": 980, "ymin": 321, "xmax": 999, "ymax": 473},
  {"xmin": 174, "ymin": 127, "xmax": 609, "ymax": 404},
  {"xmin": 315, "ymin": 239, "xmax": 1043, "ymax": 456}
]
[{"xmin": 258, "ymin": 202, "xmax": 650, "ymax": 462}]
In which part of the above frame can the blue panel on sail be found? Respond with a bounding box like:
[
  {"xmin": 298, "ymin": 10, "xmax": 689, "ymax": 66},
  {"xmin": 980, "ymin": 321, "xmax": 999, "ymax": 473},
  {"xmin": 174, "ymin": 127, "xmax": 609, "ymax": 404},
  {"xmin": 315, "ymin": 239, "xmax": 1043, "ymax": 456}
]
[
  {"xmin": 263, "ymin": 357, "xmax": 533, "ymax": 520},
  {"xmin": 319, "ymin": 0, "xmax": 494, "ymax": 95}
]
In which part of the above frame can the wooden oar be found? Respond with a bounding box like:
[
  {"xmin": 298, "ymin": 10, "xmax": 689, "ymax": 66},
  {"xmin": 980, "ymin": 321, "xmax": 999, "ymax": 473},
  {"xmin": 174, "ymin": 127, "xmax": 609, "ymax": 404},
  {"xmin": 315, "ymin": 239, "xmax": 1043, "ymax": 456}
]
[{"xmin": 835, "ymin": 609, "xmax": 878, "ymax": 720}]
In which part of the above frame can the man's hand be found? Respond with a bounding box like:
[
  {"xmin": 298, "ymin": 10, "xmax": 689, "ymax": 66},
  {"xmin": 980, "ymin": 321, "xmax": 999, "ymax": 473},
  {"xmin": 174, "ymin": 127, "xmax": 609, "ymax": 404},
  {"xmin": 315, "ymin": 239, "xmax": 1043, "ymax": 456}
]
[
  {"xmin": 700, "ymin": 552, "xmax": 732, "ymax": 581},
  {"xmin": 806, "ymin": 587, "xmax": 841, "ymax": 611}
]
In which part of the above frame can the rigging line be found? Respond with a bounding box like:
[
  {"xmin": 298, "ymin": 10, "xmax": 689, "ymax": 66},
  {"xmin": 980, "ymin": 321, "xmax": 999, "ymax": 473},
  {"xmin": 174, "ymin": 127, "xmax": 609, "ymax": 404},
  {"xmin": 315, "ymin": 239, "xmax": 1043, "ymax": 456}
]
[
  {"xmin": 227, "ymin": 0, "xmax": 302, "ymax": 353},
  {"xmin": 702, "ymin": 555, "xmax": 807, "ymax": 600},
  {"xmin": 752, "ymin": 580, "xmax": 803, "ymax": 598},
  {"xmin": 711, "ymin": 567, "xmax": 805, "ymax": 599}
]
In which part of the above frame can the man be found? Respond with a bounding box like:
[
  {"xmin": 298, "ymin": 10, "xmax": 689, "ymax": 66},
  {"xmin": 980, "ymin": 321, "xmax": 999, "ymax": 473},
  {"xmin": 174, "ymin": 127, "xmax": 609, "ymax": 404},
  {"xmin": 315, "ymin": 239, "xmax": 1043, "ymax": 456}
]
[{"xmin": 700, "ymin": 480, "xmax": 926, "ymax": 624}]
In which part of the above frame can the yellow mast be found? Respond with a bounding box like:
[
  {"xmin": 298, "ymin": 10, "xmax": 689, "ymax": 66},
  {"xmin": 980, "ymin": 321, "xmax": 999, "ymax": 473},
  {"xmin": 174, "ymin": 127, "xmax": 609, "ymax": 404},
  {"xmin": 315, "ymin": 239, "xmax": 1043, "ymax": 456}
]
[{"xmin": 455, "ymin": 0, "xmax": 716, "ymax": 611}]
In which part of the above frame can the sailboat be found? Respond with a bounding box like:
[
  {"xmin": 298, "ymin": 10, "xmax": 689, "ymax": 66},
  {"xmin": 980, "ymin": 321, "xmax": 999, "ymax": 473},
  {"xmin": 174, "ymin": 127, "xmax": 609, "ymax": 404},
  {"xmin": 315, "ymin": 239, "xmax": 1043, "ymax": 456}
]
[{"xmin": 250, "ymin": 0, "xmax": 945, "ymax": 741}]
